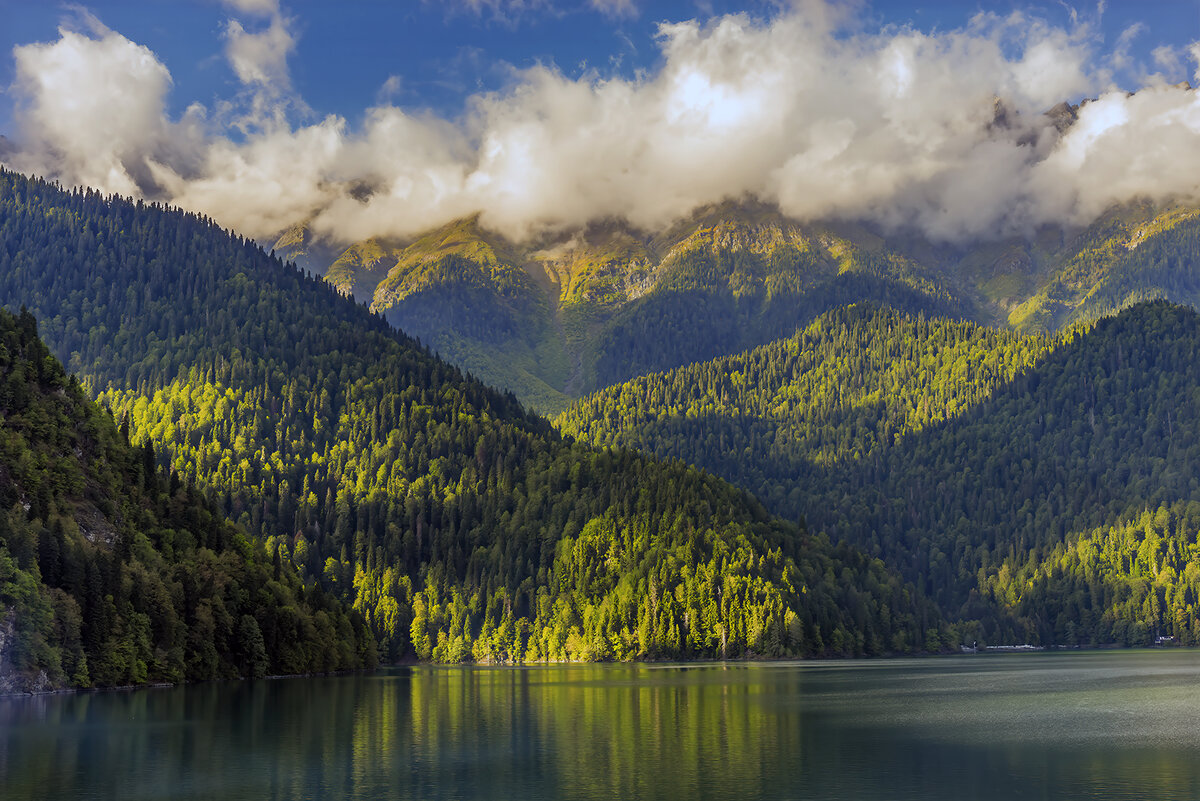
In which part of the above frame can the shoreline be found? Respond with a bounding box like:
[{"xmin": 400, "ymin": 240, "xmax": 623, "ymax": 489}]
[{"xmin": 2, "ymin": 643, "xmax": 1186, "ymax": 698}]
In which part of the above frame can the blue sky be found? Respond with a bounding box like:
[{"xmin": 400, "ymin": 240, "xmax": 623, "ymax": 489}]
[
  {"xmin": 2, "ymin": 1, "xmax": 1196, "ymax": 136},
  {"xmin": 3, "ymin": 1, "xmax": 1200, "ymax": 245}
]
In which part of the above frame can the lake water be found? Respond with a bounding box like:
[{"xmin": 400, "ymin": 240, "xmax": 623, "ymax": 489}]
[{"xmin": 4, "ymin": 650, "xmax": 1200, "ymax": 799}]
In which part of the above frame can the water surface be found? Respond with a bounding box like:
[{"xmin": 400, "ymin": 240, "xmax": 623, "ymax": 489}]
[{"xmin": 4, "ymin": 650, "xmax": 1200, "ymax": 800}]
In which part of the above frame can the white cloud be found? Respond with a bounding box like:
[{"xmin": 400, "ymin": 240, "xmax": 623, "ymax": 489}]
[
  {"xmin": 225, "ymin": 15, "xmax": 294, "ymax": 89},
  {"xmin": 7, "ymin": 2, "xmax": 1200, "ymax": 246},
  {"xmin": 378, "ymin": 75, "xmax": 405, "ymax": 103},
  {"xmin": 6, "ymin": 15, "xmax": 198, "ymax": 198},
  {"xmin": 219, "ymin": 1, "xmax": 303, "ymax": 133}
]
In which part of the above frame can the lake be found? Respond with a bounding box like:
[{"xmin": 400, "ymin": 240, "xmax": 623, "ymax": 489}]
[{"xmin": 4, "ymin": 650, "xmax": 1200, "ymax": 799}]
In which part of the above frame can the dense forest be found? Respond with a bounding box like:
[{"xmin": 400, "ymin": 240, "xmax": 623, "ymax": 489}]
[
  {"xmin": 987, "ymin": 501, "xmax": 1200, "ymax": 647},
  {"xmin": 561, "ymin": 305, "xmax": 1058, "ymax": 512},
  {"xmin": 562, "ymin": 302, "xmax": 1200, "ymax": 644},
  {"xmin": 0, "ymin": 307, "xmax": 374, "ymax": 691},
  {"xmin": 0, "ymin": 169, "xmax": 944, "ymax": 678}
]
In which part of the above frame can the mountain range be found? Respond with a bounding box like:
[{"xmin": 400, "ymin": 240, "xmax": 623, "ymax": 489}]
[
  {"xmin": 275, "ymin": 197, "xmax": 1200, "ymax": 415},
  {"xmin": 0, "ymin": 169, "xmax": 939, "ymax": 688},
  {"xmin": 3, "ymin": 153, "xmax": 1200, "ymax": 689}
]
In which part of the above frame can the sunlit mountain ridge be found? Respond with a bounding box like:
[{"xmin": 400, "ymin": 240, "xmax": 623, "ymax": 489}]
[{"xmin": 277, "ymin": 195, "xmax": 1200, "ymax": 413}]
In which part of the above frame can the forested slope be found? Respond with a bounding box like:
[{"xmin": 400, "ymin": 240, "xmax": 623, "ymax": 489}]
[
  {"xmin": 0, "ymin": 308, "xmax": 374, "ymax": 692},
  {"xmin": 562, "ymin": 302, "xmax": 1200, "ymax": 644},
  {"xmin": 1008, "ymin": 206, "xmax": 1200, "ymax": 332},
  {"xmin": 0, "ymin": 169, "xmax": 941, "ymax": 662}
]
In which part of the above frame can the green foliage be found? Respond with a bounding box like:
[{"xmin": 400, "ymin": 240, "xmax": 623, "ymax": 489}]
[
  {"xmin": 563, "ymin": 301, "xmax": 1200, "ymax": 644},
  {"xmin": 562, "ymin": 304, "xmax": 1056, "ymax": 519},
  {"xmin": 987, "ymin": 502, "xmax": 1200, "ymax": 648},
  {"xmin": 1008, "ymin": 205, "xmax": 1200, "ymax": 332},
  {"xmin": 590, "ymin": 271, "xmax": 970, "ymax": 393},
  {"xmin": 0, "ymin": 168, "xmax": 941, "ymax": 664},
  {"xmin": 0, "ymin": 307, "xmax": 373, "ymax": 690}
]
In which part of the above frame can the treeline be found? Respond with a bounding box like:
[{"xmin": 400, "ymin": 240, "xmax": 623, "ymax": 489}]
[
  {"xmin": 561, "ymin": 305, "xmax": 1057, "ymax": 523},
  {"xmin": 0, "ymin": 168, "xmax": 943, "ymax": 665},
  {"xmin": 353, "ymin": 211, "xmax": 972, "ymax": 410},
  {"xmin": 1014, "ymin": 207, "xmax": 1200, "ymax": 332},
  {"xmin": 988, "ymin": 502, "xmax": 1200, "ymax": 647},
  {"xmin": 589, "ymin": 234, "xmax": 971, "ymax": 391},
  {"xmin": 562, "ymin": 301, "xmax": 1200, "ymax": 644},
  {"xmin": 0, "ymin": 308, "xmax": 373, "ymax": 691}
]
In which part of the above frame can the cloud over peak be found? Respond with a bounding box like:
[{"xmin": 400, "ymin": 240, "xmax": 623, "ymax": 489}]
[{"xmin": 5, "ymin": 2, "xmax": 1200, "ymax": 247}]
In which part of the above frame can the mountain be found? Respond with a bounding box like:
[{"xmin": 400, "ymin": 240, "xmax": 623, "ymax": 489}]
[
  {"xmin": 304, "ymin": 202, "xmax": 969, "ymax": 413},
  {"xmin": 1005, "ymin": 204, "xmax": 1200, "ymax": 331},
  {"xmin": 560, "ymin": 301, "xmax": 1200, "ymax": 645},
  {"xmin": 0, "ymin": 307, "xmax": 374, "ymax": 692},
  {"xmin": 270, "ymin": 221, "xmax": 341, "ymax": 280},
  {"xmin": 292, "ymin": 197, "xmax": 1200, "ymax": 413},
  {"xmin": 0, "ymin": 168, "xmax": 943, "ymax": 662}
]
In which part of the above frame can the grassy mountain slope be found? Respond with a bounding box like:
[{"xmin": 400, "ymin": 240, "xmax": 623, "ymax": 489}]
[
  {"xmin": 295, "ymin": 197, "xmax": 1200, "ymax": 412},
  {"xmin": 269, "ymin": 222, "xmax": 340, "ymax": 281},
  {"xmin": 324, "ymin": 237, "xmax": 400, "ymax": 301},
  {"xmin": 0, "ymin": 307, "xmax": 373, "ymax": 692},
  {"xmin": 591, "ymin": 211, "xmax": 967, "ymax": 390},
  {"xmin": 0, "ymin": 169, "xmax": 942, "ymax": 661},
  {"xmin": 369, "ymin": 216, "xmax": 574, "ymax": 413},
  {"xmin": 314, "ymin": 205, "xmax": 969, "ymax": 412},
  {"xmin": 561, "ymin": 302, "xmax": 1200, "ymax": 644}
]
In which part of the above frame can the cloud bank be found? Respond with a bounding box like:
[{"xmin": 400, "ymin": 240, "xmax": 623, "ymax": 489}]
[{"xmin": 5, "ymin": 2, "xmax": 1200, "ymax": 246}]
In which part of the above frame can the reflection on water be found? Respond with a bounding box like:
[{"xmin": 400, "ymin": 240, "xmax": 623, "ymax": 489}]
[{"xmin": 4, "ymin": 651, "xmax": 1200, "ymax": 799}]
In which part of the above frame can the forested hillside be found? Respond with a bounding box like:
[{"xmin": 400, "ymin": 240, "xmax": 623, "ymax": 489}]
[
  {"xmin": 562, "ymin": 302, "xmax": 1200, "ymax": 644},
  {"xmin": 0, "ymin": 169, "xmax": 942, "ymax": 664},
  {"xmin": 0, "ymin": 308, "xmax": 374, "ymax": 692},
  {"xmin": 1006, "ymin": 205, "xmax": 1200, "ymax": 332}
]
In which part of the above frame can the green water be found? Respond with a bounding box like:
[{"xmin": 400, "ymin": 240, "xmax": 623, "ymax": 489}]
[{"xmin": 4, "ymin": 650, "xmax": 1200, "ymax": 799}]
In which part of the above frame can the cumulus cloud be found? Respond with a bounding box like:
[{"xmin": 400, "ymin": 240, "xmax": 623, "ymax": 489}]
[
  {"xmin": 5, "ymin": 12, "xmax": 204, "ymax": 198},
  {"xmin": 224, "ymin": 15, "xmax": 294, "ymax": 89},
  {"xmin": 6, "ymin": 2, "xmax": 1200, "ymax": 246},
  {"xmin": 218, "ymin": 0, "xmax": 304, "ymax": 133}
]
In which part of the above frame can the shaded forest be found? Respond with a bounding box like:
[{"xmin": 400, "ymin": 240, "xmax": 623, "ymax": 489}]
[{"xmin": 0, "ymin": 307, "xmax": 374, "ymax": 691}]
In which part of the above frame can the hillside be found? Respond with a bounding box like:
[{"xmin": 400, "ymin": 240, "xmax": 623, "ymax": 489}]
[
  {"xmin": 0, "ymin": 308, "xmax": 374, "ymax": 692},
  {"xmin": 288, "ymin": 204, "xmax": 969, "ymax": 413},
  {"xmin": 561, "ymin": 302, "xmax": 1200, "ymax": 645},
  {"xmin": 0, "ymin": 169, "xmax": 943, "ymax": 662},
  {"xmin": 289, "ymin": 199, "xmax": 1200, "ymax": 413}
]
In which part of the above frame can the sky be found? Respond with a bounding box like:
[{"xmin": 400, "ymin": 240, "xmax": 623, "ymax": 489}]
[{"xmin": 2, "ymin": 0, "xmax": 1200, "ymax": 245}]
